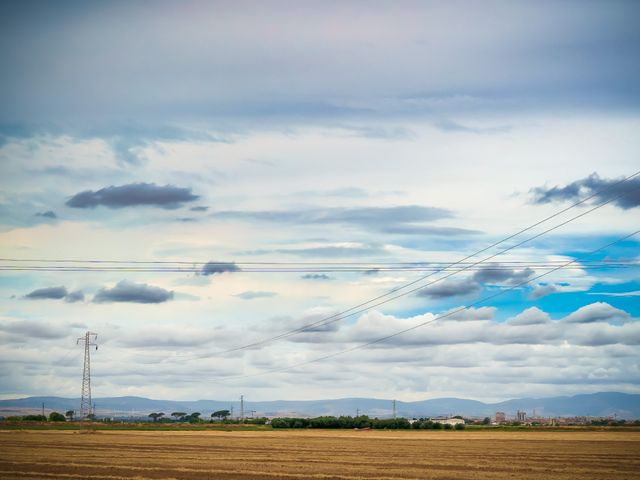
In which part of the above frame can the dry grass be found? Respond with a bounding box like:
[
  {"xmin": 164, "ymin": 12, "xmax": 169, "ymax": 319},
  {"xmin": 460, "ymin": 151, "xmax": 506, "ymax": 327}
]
[{"xmin": 1, "ymin": 429, "xmax": 639, "ymax": 479}]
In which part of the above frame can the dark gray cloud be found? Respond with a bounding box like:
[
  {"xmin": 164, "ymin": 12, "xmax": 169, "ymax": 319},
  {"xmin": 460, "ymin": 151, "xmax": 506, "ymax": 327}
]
[
  {"xmin": 24, "ymin": 286, "xmax": 68, "ymax": 300},
  {"xmin": 528, "ymin": 284, "xmax": 558, "ymax": 300},
  {"xmin": 66, "ymin": 183, "xmax": 199, "ymax": 209},
  {"xmin": 362, "ymin": 269, "xmax": 380, "ymax": 276},
  {"xmin": 234, "ymin": 291, "xmax": 277, "ymax": 300},
  {"xmin": 190, "ymin": 206, "xmax": 209, "ymax": 212},
  {"xmin": 1, "ymin": 1, "xmax": 638, "ymax": 136},
  {"xmin": 417, "ymin": 278, "xmax": 481, "ymax": 299},
  {"xmin": 531, "ymin": 173, "xmax": 640, "ymax": 209},
  {"xmin": 201, "ymin": 261, "xmax": 241, "ymax": 276},
  {"xmin": 64, "ymin": 290, "xmax": 85, "ymax": 303},
  {"xmin": 472, "ymin": 266, "xmax": 535, "ymax": 286},
  {"xmin": 215, "ymin": 205, "xmax": 453, "ymax": 234},
  {"xmin": 34, "ymin": 210, "xmax": 56, "ymax": 219},
  {"xmin": 301, "ymin": 274, "xmax": 333, "ymax": 280},
  {"xmin": 93, "ymin": 281, "xmax": 173, "ymax": 304}
]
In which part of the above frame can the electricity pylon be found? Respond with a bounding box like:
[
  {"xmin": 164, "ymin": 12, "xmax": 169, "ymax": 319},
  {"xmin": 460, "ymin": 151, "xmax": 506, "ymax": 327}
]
[{"xmin": 77, "ymin": 332, "xmax": 98, "ymax": 419}]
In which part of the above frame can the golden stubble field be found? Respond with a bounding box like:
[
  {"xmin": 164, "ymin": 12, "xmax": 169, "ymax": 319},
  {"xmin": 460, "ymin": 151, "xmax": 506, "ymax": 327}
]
[{"xmin": 0, "ymin": 429, "xmax": 639, "ymax": 480}]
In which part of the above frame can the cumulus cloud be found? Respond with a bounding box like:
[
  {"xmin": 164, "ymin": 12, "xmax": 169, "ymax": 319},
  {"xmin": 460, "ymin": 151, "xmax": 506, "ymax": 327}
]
[
  {"xmin": 201, "ymin": 261, "xmax": 241, "ymax": 276},
  {"xmin": 234, "ymin": 291, "xmax": 277, "ymax": 300},
  {"xmin": 417, "ymin": 278, "xmax": 481, "ymax": 299},
  {"xmin": 34, "ymin": 210, "xmax": 56, "ymax": 219},
  {"xmin": 562, "ymin": 302, "xmax": 630, "ymax": 324},
  {"xmin": 507, "ymin": 307, "xmax": 551, "ymax": 326},
  {"xmin": 66, "ymin": 183, "xmax": 199, "ymax": 209},
  {"xmin": 338, "ymin": 303, "xmax": 637, "ymax": 348},
  {"xmin": 93, "ymin": 281, "xmax": 174, "ymax": 304},
  {"xmin": 24, "ymin": 286, "xmax": 68, "ymax": 300},
  {"xmin": 472, "ymin": 266, "xmax": 535, "ymax": 285},
  {"xmin": 530, "ymin": 173, "xmax": 640, "ymax": 209}
]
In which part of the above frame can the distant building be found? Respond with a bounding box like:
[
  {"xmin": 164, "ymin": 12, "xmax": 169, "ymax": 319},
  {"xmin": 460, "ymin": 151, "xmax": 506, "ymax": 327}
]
[
  {"xmin": 516, "ymin": 410, "xmax": 527, "ymax": 422},
  {"xmin": 434, "ymin": 417, "xmax": 465, "ymax": 426},
  {"xmin": 495, "ymin": 412, "xmax": 506, "ymax": 423}
]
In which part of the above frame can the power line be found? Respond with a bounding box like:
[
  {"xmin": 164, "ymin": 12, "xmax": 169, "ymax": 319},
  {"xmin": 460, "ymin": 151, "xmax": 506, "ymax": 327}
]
[
  {"xmin": 159, "ymin": 170, "xmax": 639, "ymax": 361},
  {"xmin": 225, "ymin": 229, "xmax": 640, "ymax": 380},
  {"xmin": 206, "ymin": 178, "xmax": 640, "ymax": 355},
  {"xmin": 0, "ymin": 262, "xmax": 635, "ymax": 273}
]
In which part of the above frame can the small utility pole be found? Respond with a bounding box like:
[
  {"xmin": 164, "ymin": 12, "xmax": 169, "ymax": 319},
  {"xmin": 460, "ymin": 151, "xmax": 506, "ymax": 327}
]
[
  {"xmin": 77, "ymin": 331, "xmax": 98, "ymax": 419},
  {"xmin": 393, "ymin": 399, "xmax": 396, "ymax": 419},
  {"xmin": 42, "ymin": 402, "xmax": 45, "ymax": 418},
  {"xmin": 240, "ymin": 395, "xmax": 244, "ymax": 421},
  {"xmin": 356, "ymin": 408, "xmax": 360, "ymax": 417}
]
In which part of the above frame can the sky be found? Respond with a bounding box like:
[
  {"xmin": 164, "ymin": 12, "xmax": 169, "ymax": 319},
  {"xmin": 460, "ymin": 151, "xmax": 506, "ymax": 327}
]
[{"xmin": 0, "ymin": 0, "xmax": 639, "ymax": 404}]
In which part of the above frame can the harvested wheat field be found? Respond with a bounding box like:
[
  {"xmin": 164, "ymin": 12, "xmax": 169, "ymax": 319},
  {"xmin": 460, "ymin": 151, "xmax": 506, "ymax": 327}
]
[{"xmin": 1, "ymin": 429, "xmax": 639, "ymax": 480}]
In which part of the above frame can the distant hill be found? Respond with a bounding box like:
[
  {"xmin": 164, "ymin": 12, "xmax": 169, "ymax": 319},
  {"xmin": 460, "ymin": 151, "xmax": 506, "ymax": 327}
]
[{"xmin": 1, "ymin": 392, "xmax": 638, "ymax": 419}]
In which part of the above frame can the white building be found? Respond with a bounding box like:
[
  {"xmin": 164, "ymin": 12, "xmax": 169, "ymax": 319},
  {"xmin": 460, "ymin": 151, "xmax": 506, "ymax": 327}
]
[{"xmin": 435, "ymin": 418, "xmax": 465, "ymax": 425}]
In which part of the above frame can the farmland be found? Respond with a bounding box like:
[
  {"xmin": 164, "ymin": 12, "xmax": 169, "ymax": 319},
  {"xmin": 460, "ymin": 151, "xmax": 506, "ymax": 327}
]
[{"xmin": 1, "ymin": 429, "xmax": 639, "ymax": 479}]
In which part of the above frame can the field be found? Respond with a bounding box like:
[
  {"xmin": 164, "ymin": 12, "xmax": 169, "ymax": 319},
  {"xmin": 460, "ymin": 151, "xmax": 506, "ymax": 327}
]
[{"xmin": 1, "ymin": 429, "xmax": 639, "ymax": 480}]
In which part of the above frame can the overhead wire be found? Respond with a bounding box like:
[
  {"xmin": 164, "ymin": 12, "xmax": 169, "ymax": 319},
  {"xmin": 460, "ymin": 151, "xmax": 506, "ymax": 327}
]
[
  {"xmin": 222, "ymin": 229, "xmax": 640, "ymax": 380},
  {"xmin": 163, "ymin": 170, "xmax": 640, "ymax": 360}
]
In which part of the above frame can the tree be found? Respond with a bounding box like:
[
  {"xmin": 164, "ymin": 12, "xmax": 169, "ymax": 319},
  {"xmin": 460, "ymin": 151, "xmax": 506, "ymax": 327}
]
[
  {"xmin": 482, "ymin": 417, "xmax": 491, "ymax": 425},
  {"xmin": 211, "ymin": 410, "xmax": 231, "ymax": 421},
  {"xmin": 149, "ymin": 412, "xmax": 165, "ymax": 422},
  {"xmin": 65, "ymin": 410, "xmax": 75, "ymax": 421},
  {"xmin": 188, "ymin": 412, "xmax": 201, "ymax": 423},
  {"xmin": 49, "ymin": 412, "xmax": 66, "ymax": 422},
  {"xmin": 171, "ymin": 412, "xmax": 186, "ymax": 421}
]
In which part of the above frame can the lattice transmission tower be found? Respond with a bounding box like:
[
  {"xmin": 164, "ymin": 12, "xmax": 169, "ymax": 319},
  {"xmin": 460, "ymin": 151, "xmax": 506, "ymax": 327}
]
[{"xmin": 77, "ymin": 331, "xmax": 98, "ymax": 419}]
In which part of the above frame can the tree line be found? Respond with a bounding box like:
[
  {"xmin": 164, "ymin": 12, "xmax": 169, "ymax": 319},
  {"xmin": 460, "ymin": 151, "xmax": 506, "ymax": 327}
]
[{"xmin": 270, "ymin": 416, "xmax": 465, "ymax": 430}]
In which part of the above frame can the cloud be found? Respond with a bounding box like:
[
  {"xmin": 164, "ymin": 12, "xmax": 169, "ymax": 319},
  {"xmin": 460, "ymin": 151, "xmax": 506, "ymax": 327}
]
[
  {"xmin": 66, "ymin": 183, "xmax": 199, "ymax": 209},
  {"xmin": 238, "ymin": 243, "xmax": 388, "ymax": 258},
  {"xmin": 528, "ymin": 284, "xmax": 558, "ymax": 300},
  {"xmin": 234, "ymin": 291, "xmax": 277, "ymax": 300},
  {"xmin": 530, "ymin": 173, "xmax": 640, "ymax": 209},
  {"xmin": 562, "ymin": 302, "xmax": 630, "ymax": 324},
  {"xmin": 472, "ymin": 266, "xmax": 535, "ymax": 285},
  {"xmin": 443, "ymin": 306, "xmax": 496, "ymax": 322},
  {"xmin": 201, "ymin": 261, "xmax": 241, "ymax": 276},
  {"xmin": 23, "ymin": 286, "xmax": 87, "ymax": 303},
  {"xmin": 587, "ymin": 290, "xmax": 640, "ymax": 297},
  {"xmin": 434, "ymin": 119, "xmax": 512, "ymax": 134},
  {"xmin": 417, "ymin": 278, "xmax": 481, "ymax": 299},
  {"xmin": 507, "ymin": 307, "xmax": 551, "ymax": 326},
  {"xmin": 24, "ymin": 286, "xmax": 68, "ymax": 300},
  {"xmin": 190, "ymin": 206, "xmax": 209, "ymax": 212},
  {"xmin": 301, "ymin": 274, "xmax": 333, "ymax": 280},
  {"xmin": 93, "ymin": 281, "xmax": 174, "ymax": 304},
  {"xmin": 215, "ymin": 205, "xmax": 452, "ymax": 233},
  {"xmin": 379, "ymin": 225, "xmax": 481, "ymax": 236},
  {"xmin": 34, "ymin": 210, "xmax": 56, "ymax": 219},
  {"xmin": 64, "ymin": 290, "xmax": 85, "ymax": 303},
  {"xmin": 0, "ymin": 319, "xmax": 68, "ymax": 339}
]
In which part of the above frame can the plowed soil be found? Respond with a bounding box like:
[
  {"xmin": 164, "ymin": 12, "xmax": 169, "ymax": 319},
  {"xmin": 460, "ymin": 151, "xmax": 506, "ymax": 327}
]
[{"xmin": 1, "ymin": 429, "xmax": 638, "ymax": 479}]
